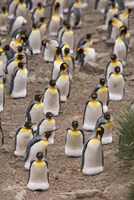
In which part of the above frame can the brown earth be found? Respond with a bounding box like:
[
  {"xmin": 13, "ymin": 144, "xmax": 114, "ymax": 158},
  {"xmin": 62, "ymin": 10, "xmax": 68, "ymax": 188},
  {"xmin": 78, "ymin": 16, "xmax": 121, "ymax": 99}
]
[{"xmin": 0, "ymin": 1, "xmax": 134, "ymax": 200}]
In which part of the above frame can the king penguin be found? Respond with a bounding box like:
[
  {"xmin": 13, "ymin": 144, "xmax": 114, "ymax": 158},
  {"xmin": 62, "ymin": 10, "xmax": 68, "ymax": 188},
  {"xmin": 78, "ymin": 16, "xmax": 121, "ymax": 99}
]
[
  {"xmin": 28, "ymin": 24, "xmax": 41, "ymax": 54},
  {"xmin": 14, "ymin": 121, "xmax": 34, "ymax": 157},
  {"xmin": 8, "ymin": 0, "xmax": 19, "ymax": 19},
  {"xmin": 37, "ymin": 112, "xmax": 56, "ymax": 144},
  {"xmin": 108, "ymin": 66, "xmax": 125, "ymax": 101},
  {"xmin": 0, "ymin": 7, "xmax": 8, "ymax": 33},
  {"xmin": 24, "ymin": 131, "xmax": 51, "ymax": 170},
  {"xmin": 96, "ymin": 112, "xmax": 114, "ymax": 144},
  {"xmin": 27, "ymin": 152, "xmax": 49, "ymax": 191},
  {"xmin": 43, "ymin": 80, "xmax": 61, "ymax": 116},
  {"xmin": 83, "ymin": 92, "xmax": 103, "ymax": 131},
  {"xmin": 32, "ymin": 2, "xmax": 45, "ymax": 24},
  {"xmin": 9, "ymin": 62, "xmax": 28, "ymax": 98},
  {"xmin": 15, "ymin": 0, "xmax": 27, "ymax": 18},
  {"xmin": 76, "ymin": 33, "xmax": 93, "ymax": 50},
  {"xmin": 93, "ymin": 78, "xmax": 109, "ymax": 112},
  {"xmin": 56, "ymin": 63, "xmax": 70, "ymax": 103},
  {"xmin": 81, "ymin": 126, "xmax": 104, "ymax": 175},
  {"xmin": 26, "ymin": 94, "xmax": 44, "ymax": 132},
  {"xmin": 65, "ymin": 121, "xmax": 85, "ymax": 157},
  {"xmin": 9, "ymin": 16, "xmax": 26, "ymax": 36},
  {"xmin": 36, "ymin": 17, "xmax": 46, "ymax": 39},
  {"xmin": 108, "ymin": 17, "xmax": 123, "ymax": 40}
]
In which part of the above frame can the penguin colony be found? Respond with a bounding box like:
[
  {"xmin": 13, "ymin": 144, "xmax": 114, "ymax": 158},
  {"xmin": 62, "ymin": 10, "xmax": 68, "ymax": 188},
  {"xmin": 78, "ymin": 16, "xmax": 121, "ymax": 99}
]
[{"xmin": 0, "ymin": 0, "xmax": 133, "ymax": 192}]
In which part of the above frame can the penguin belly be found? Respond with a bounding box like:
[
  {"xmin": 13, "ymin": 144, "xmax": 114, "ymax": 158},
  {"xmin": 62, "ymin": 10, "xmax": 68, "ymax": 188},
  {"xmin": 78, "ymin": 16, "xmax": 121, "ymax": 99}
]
[
  {"xmin": 84, "ymin": 48, "xmax": 96, "ymax": 65},
  {"xmin": 56, "ymin": 75, "xmax": 70, "ymax": 102},
  {"xmin": 24, "ymin": 141, "xmax": 48, "ymax": 170},
  {"xmin": 0, "ymin": 14, "xmax": 8, "ymax": 32},
  {"xmin": 101, "ymin": 121, "xmax": 113, "ymax": 144},
  {"xmin": 113, "ymin": 40, "xmax": 127, "ymax": 65},
  {"xmin": 1, "ymin": 53, "xmax": 7, "ymax": 71},
  {"xmin": 14, "ymin": 129, "xmax": 33, "ymax": 156},
  {"xmin": 0, "ymin": 83, "xmax": 4, "ymax": 112},
  {"xmin": 52, "ymin": 60, "xmax": 63, "ymax": 80},
  {"xmin": 62, "ymin": 32, "xmax": 74, "ymax": 54},
  {"xmin": 34, "ymin": 10, "xmax": 45, "ymax": 24},
  {"xmin": 7, "ymin": 61, "xmax": 19, "ymax": 77},
  {"xmin": 38, "ymin": 119, "xmax": 56, "ymax": 144},
  {"xmin": 65, "ymin": 130, "xmax": 83, "ymax": 157},
  {"xmin": 83, "ymin": 101, "xmax": 102, "ymax": 131},
  {"xmin": 43, "ymin": 89, "xmax": 60, "ymax": 116},
  {"xmin": 97, "ymin": 87, "xmax": 108, "ymax": 112},
  {"xmin": 39, "ymin": 23, "xmax": 46, "ymax": 39},
  {"xmin": 108, "ymin": 74, "xmax": 125, "ymax": 101},
  {"xmin": 44, "ymin": 41, "xmax": 59, "ymax": 62},
  {"xmin": 8, "ymin": 1, "xmax": 19, "ymax": 19},
  {"xmin": 27, "ymin": 161, "xmax": 49, "ymax": 190},
  {"xmin": 16, "ymin": 5, "xmax": 27, "ymax": 18},
  {"xmin": 63, "ymin": 57, "xmax": 74, "ymax": 80},
  {"xmin": 49, "ymin": 15, "xmax": 60, "ymax": 36},
  {"xmin": 82, "ymin": 139, "xmax": 103, "ymax": 175},
  {"xmin": 11, "ymin": 69, "xmax": 28, "ymax": 98},
  {"xmin": 29, "ymin": 30, "xmax": 41, "ymax": 54}
]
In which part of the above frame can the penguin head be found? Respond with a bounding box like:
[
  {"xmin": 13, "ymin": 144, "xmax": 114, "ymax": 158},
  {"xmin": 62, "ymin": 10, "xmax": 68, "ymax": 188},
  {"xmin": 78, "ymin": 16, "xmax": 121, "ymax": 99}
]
[
  {"xmin": 64, "ymin": 48, "xmax": 70, "ymax": 55},
  {"xmin": 111, "ymin": 54, "xmax": 117, "ymax": 61},
  {"xmin": 120, "ymin": 26, "xmax": 127, "ymax": 36},
  {"xmin": 4, "ymin": 44, "xmax": 10, "ymax": 51},
  {"xmin": 37, "ymin": 2, "xmax": 42, "ymax": 8},
  {"xmin": 54, "ymin": 47, "xmax": 61, "ymax": 56},
  {"xmin": 63, "ymin": 20, "xmax": 68, "ymax": 27},
  {"xmin": 19, "ymin": 0, "xmax": 24, "ymax": 3},
  {"xmin": 114, "ymin": 66, "xmax": 120, "ymax": 73},
  {"xmin": 43, "ymin": 131, "xmax": 52, "ymax": 140},
  {"xmin": 49, "ymin": 80, "xmax": 56, "ymax": 87},
  {"xmin": 66, "ymin": 24, "xmax": 71, "ymax": 30},
  {"xmin": 40, "ymin": 17, "xmax": 45, "ymax": 22},
  {"xmin": 17, "ymin": 54, "xmax": 24, "ymax": 60},
  {"xmin": 17, "ymin": 46, "xmax": 23, "ymax": 52},
  {"xmin": 20, "ymin": 34, "xmax": 27, "ymax": 43},
  {"xmin": 77, "ymin": 48, "xmax": 83, "ymax": 55},
  {"xmin": 72, "ymin": 121, "xmax": 79, "ymax": 130},
  {"xmin": 96, "ymin": 126, "xmax": 104, "ymax": 141},
  {"xmin": 128, "ymin": 7, "xmax": 132, "ymax": 13},
  {"xmin": 2, "ymin": 7, "xmax": 7, "ymax": 13},
  {"xmin": 60, "ymin": 63, "xmax": 68, "ymax": 72},
  {"xmin": 99, "ymin": 78, "xmax": 105, "ymax": 86},
  {"xmin": 46, "ymin": 112, "xmax": 53, "ymax": 119},
  {"xmin": 34, "ymin": 94, "xmax": 42, "ymax": 102},
  {"xmin": 86, "ymin": 33, "xmax": 92, "ymax": 39},
  {"xmin": 104, "ymin": 112, "xmax": 111, "ymax": 121},
  {"xmin": 24, "ymin": 121, "xmax": 33, "ymax": 129},
  {"xmin": 91, "ymin": 92, "xmax": 97, "ymax": 100},
  {"xmin": 18, "ymin": 62, "xmax": 25, "ymax": 69},
  {"xmin": 42, "ymin": 39, "xmax": 46, "ymax": 47},
  {"xmin": 36, "ymin": 152, "xmax": 43, "ymax": 161},
  {"xmin": 54, "ymin": 2, "xmax": 60, "ymax": 11},
  {"xmin": 32, "ymin": 24, "xmax": 37, "ymax": 29}
]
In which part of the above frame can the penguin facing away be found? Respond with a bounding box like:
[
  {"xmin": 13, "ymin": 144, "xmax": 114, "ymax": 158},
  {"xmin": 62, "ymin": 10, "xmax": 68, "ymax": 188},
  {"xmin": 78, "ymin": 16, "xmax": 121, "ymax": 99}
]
[
  {"xmin": 83, "ymin": 92, "xmax": 103, "ymax": 131},
  {"xmin": 108, "ymin": 66, "xmax": 125, "ymax": 101},
  {"xmin": 43, "ymin": 80, "xmax": 61, "ymax": 116},
  {"xmin": 37, "ymin": 112, "xmax": 56, "ymax": 144},
  {"xmin": 81, "ymin": 126, "xmax": 104, "ymax": 175},
  {"xmin": 27, "ymin": 152, "xmax": 49, "ymax": 191},
  {"xmin": 65, "ymin": 121, "xmax": 85, "ymax": 157},
  {"xmin": 24, "ymin": 132, "xmax": 51, "ymax": 170},
  {"xmin": 9, "ymin": 62, "xmax": 28, "ymax": 98},
  {"xmin": 14, "ymin": 121, "xmax": 34, "ymax": 157},
  {"xmin": 96, "ymin": 112, "xmax": 114, "ymax": 144}
]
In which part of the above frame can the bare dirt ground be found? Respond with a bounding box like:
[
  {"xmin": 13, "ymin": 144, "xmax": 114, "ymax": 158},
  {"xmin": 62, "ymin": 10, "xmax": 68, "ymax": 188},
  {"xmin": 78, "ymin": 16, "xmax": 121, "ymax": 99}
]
[{"xmin": 0, "ymin": 1, "xmax": 134, "ymax": 200}]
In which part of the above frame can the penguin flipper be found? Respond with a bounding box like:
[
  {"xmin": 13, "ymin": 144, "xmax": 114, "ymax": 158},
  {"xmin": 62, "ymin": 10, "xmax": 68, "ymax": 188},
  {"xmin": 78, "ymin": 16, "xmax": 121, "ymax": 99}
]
[
  {"xmin": 26, "ymin": 100, "xmax": 36, "ymax": 123},
  {"xmin": 9, "ymin": 67, "xmax": 18, "ymax": 95},
  {"xmin": 81, "ymin": 139, "xmax": 90, "ymax": 171},
  {"xmin": 107, "ymin": 21, "xmax": 112, "ymax": 39},
  {"xmin": 8, "ymin": 17, "xmax": 16, "ymax": 35},
  {"xmin": 0, "ymin": 125, "xmax": 4, "ymax": 145},
  {"xmin": 36, "ymin": 117, "xmax": 46, "ymax": 135},
  {"xmin": 95, "ymin": 0, "xmax": 100, "ymax": 10}
]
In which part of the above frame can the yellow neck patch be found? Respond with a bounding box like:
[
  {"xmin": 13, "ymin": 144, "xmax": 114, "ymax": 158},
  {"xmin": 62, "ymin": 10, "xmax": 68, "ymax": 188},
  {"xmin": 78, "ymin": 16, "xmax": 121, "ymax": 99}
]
[
  {"xmin": 61, "ymin": 71, "xmax": 68, "ymax": 77},
  {"xmin": 21, "ymin": 127, "xmax": 31, "ymax": 133},
  {"xmin": 46, "ymin": 119, "xmax": 54, "ymax": 123},
  {"xmin": 48, "ymin": 87, "xmax": 57, "ymax": 91},
  {"xmin": 0, "ymin": 83, "xmax": 3, "ymax": 88},
  {"xmin": 91, "ymin": 100, "xmax": 98, "ymax": 104},
  {"xmin": 68, "ymin": 130, "xmax": 80, "ymax": 134}
]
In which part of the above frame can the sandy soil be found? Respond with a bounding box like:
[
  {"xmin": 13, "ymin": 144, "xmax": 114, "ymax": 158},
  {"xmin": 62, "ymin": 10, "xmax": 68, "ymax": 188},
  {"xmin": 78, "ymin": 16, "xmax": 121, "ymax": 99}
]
[{"xmin": 0, "ymin": 1, "xmax": 134, "ymax": 200}]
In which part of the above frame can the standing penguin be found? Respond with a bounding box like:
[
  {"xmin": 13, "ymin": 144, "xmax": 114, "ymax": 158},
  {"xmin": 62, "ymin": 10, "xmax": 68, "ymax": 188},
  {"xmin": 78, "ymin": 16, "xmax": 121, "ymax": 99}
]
[
  {"xmin": 60, "ymin": 24, "xmax": 74, "ymax": 55},
  {"xmin": 108, "ymin": 17, "xmax": 123, "ymax": 40},
  {"xmin": 15, "ymin": 0, "xmax": 27, "ymax": 18},
  {"xmin": 14, "ymin": 121, "xmax": 34, "ymax": 157},
  {"xmin": 24, "ymin": 132, "xmax": 51, "ymax": 170},
  {"xmin": 65, "ymin": 121, "xmax": 85, "ymax": 157},
  {"xmin": 56, "ymin": 63, "xmax": 70, "ymax": 103},
  {"xmin": 42, "ymin": 36, "xmax": 59, "ymax": 63},
  {"xmin": 96, "ymin": 112, "xmax": 114, "ymax": 144},
  {"xmin": 83, "ymin": 92, "xmax": 103, "ymax": 131},
  {"xmin": 76, "ymin": 33, "xmax": 93, "ymax": 50},
  {"xmin": 8, "ymin": 0, "xmax": 19, "ymax": 19},
  {"xmin": 117, "ymin": 7, "xmax": 132, "ymax": 28},
  {"xmin": 0, "ymin": 78, "xmax": 4, "ymax": 113},
  {"xmin": 81, "ymin": 126, "xmax": 104, "ymax": 175},
  {"xmin": 9, "ymin": 16, "xmax": 26, "ymax": 36},
  {"xmin": 48, "ymin": 2, "xmax": 61, "ymax": 36},
  {"xmin": 32, "ymin": 3, "xmax": 45, "ymax": 24},
  {"xmin": 9, "ymin": 62, "xmax": 28, "ymax": 98},
  {"xmin": 27, "ymin": 152, "xmax": 49, "ymax": 191},
  {"xmin": 63, "ymin": 47, "xmax": 75, "ymax": 80},
  {"xmin": 28, "ymin": 24, "xmax": 41, "ymax": 54},
  {"xmin": 26, "ymin": 94, "xmax": 44, "ymax": 132},
  {"xmin": 105, "ymin": 54, "xmax": 123, "ymax": 83},
  {"xmin": 108, "ymin": 66, "xmax": 125, "ymax": 101},
  {"xmin": 0, "ymin": 118, "xmax": 4, "ymax": 146},
  {"xmin": 43, "ymin": 80, "xmax": 61, "ymax": 116},
  {"xmin": 0, "ymin": 7, "xmax": 8, "ymax": 33},
  {"xmin": 37, "ymin": 112, "xmax": 56, "ymax": 144},
  {"xmin": 36, "ymin": 17, "xmax": 46, "ymax": 39},
  {"xmin": 93, "ymin": 78, "xmax": 109, "ymax": 112}
]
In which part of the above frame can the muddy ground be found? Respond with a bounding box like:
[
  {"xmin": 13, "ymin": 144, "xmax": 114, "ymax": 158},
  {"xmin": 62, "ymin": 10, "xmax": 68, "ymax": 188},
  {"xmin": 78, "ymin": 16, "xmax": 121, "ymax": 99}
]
[{"xmin": 0, "ymin": 1, "xmax": 134, "ymax": 200}]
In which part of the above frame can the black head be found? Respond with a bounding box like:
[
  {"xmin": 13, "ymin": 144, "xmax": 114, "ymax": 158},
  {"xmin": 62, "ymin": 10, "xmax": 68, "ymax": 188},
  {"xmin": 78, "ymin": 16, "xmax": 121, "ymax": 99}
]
[
  {"xmin": 17, "ymin": 54, "xmax": 24, "ymax": 60},
  {"xmin": 4, "ymin": 44, "xmax": 10, "ymax": 51},
  {"xmin": 43, "ymin": 131, "xmax": 52, "ymax": 140},
  {"xmin": 114, "ymin": 66, "xmax": 120, "ymax": 73},
  {"xmin": 77, "ymin": 48, "xmax": 83, "ymax": 54},
  {"xmin": 120, "ymin": 26, "xmax": 127, "ymax": 35},
  {"xmin": 40, "ymin": 17, "xmax": 45, "ymax": 22},
  {"xmin": 24, "ymin": 121, "xmax": 33, "ymax": 129},
  {"xmin": 128, "ymin": 7, "xmax": 132, "ymax": 13},
  {"xmin": 19, "ymin": 0, "xmax": 24, "ymax": 3},
  {"xmin": 55, "ymin": 47, "xmax": 61, "ymax": 55},
  {"xmin": 99, "ymin": 78, "xmax": 105, "ymax": 86},
  {"xmin": 33, "ymin": 24, "xmax": 37, "ymax": 29},
  {"xmin": 46, "ymin": 112, "xmax": 53, "ymax": 119},
  {"xmin": 60, "ymin": 63, "xmax": 68, "ymax": 71},
  {"xmin": 86, "ymin": 33, "xmax": 92, "ymax": 39},
  {"xmin": 111, "ymin": 54, "xmax": 117, "ymax": 61},
  {"xmin": 49, "ymin": 80, "xmax": 56, "ymax": 87},
  {"xmin": 37, "ymin": 2, "xmax": 42, "ymax": 8},
  {"xmin": 2, "ymin": 7, "xmax": 7, "ymax": 12},
  {"xmin": 34, "ymin": 94, "xmax": 42, "ymax": 101},
  {"xmin": 104, "ymin": 112, "xmax": 111, "ymax": 120},
  {"xmin": 66, "ymin": 24, "xmax": 71, "ymax": 30},
  {"xmin": 72, "ymin": 121, "xmax": 79, "ymax": 129},
  {"xmin": 36, "ymin": 152, "xmax": 43, "ymax": 160},
  {"xmin": 18, "ymin": 62, "xmax": 25, "ymax": 68},
  {"xmin": 63, "ymin": 20, "xmax": 68, "ymax": 26},
  {"xmin": 54, "ymin": 2, "xmax": 60, "ymax": 10},
  {"xmin": 64, "ymin": 48, "xmax": 70, "ymax": 55},
  {"xmin": 17, "ymin": 46, "xmax": 23, "ymax": 52},
  {"xmin": 91, "ymin": 92, "xmax": 97, "ymax": 100},
  {"xmin": 96, "ymin": 126, "xmax": 104, "ymax": 140}
]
